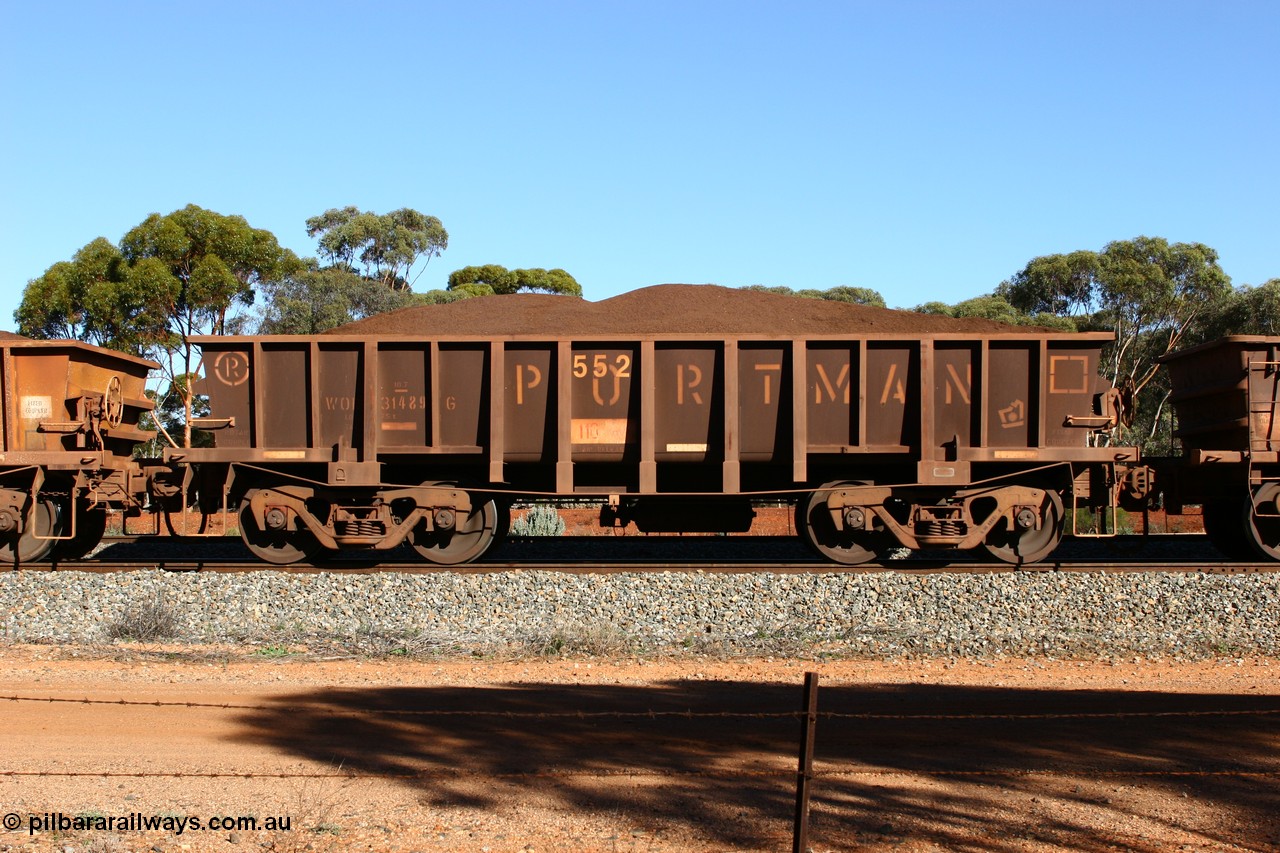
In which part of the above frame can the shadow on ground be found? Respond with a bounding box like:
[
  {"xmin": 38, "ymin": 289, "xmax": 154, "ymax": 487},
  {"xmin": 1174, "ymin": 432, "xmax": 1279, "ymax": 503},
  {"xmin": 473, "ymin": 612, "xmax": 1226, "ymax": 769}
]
[{"xmin": 230, "ymin": 679, "xmax": 1280, "ymax": 850}]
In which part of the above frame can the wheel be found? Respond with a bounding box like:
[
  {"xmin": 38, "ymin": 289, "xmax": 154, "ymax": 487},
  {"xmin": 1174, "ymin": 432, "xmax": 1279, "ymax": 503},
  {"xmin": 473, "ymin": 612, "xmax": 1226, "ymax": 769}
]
[
  {"xmin": 239, "ymin": 497, "xmax": 321, "ymax": 565},
  {"xmin": 102, "ymin": 375, "xmax": 124, "ymax": 429},
  {"xmin": 52, "ymin": 501, "xmax": 108, "ymax": 561},
  {"xmin": 412, "ymin": 491, "xmax": 499, "ymax": 565},
  {"xmin": 1202, "ymin": 499, "xmax": 1255, "ymax": 560},
  {"xmin": 0, "ymin": 499, "xmax": 62, "ymax": 565},
  {"xmin": 1245, "ymin": 483, "xmax": 1280, "ymax": 561},
  {"xmin": 981, "ymin": 490, "xmax": 1064, "ymax": 566},
  {"xmin": 797, "ymin": 482, "xmax": 890, "ymax": 565}
]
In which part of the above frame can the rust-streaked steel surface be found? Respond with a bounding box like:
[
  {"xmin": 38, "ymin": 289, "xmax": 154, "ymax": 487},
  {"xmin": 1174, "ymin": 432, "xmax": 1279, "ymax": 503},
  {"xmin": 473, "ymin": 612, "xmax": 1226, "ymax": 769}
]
[
  {"xmin": 1, "ymin": 340, "xmax": 157, "ymax": 458},
  {"xmin": 186, "ymin": 331, "xmax": 1127, "ymax": 494},
  {"xmin": 1164, "ymin": 335, "xmax": 1279, "ymax": 457}
]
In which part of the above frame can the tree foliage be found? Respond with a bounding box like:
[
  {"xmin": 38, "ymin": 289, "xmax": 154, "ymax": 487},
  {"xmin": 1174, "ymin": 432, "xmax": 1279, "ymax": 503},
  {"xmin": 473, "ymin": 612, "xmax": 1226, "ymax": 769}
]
[
  {"xmin": 512, "ymin": 267, "xmax": 582, "ymax": 296},
  {"xmin": 1193, "ymin": 279, "xmax": 1280, "ymax": 340},
  {"xmin": 910, "ymin": 294, "xmax": 1078, "ymax": 331},
  {"xmin": 447, "ymin": 264, "xmax": 582, "ymax": 296},
  {"xmin": 740, "ymin": 284, "xmax": 886, "ymax": 307},
  {"xmin": 15, "ymin": 237, "xmax": 170, "ymax": 353},
  {"xmin": 256, "ymin": 266, "xmax": 424, "ymax": 334},
  {"xmin": 446, "ymin": 264, "xmax": 516, "ymax": 293},
  {"xmin": 119, "ymin": 204, "xmax": 301, "ymax": 337},
  {"xmin": 305, "ymin": 207, "xmax": 447, "ymax": 290},
  {"xmin": 997, "ymin": 251, "xmax": 1099, "ymax": 316}
]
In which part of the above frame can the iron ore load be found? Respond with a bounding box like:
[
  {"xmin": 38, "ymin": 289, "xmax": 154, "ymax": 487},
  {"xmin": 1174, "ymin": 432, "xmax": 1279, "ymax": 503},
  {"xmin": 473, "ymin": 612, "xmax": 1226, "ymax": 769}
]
[{"xmin": 172, "ymin": 286, "xmax": 1153, "ymax": 565}]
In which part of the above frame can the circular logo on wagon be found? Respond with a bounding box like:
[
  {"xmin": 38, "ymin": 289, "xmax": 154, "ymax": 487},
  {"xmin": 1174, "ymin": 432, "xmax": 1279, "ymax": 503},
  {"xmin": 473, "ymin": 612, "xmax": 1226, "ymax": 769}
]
[{"xmin": 212, "ymin": 351, "xmax": 250, "ymax": 386}]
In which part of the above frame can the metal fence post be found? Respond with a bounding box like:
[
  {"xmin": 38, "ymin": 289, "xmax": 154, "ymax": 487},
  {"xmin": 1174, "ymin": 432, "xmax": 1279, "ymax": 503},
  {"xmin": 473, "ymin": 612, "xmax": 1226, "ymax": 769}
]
[{"xmin": 793, "ymin": 671, "xmax": 820, "ymax": 853}]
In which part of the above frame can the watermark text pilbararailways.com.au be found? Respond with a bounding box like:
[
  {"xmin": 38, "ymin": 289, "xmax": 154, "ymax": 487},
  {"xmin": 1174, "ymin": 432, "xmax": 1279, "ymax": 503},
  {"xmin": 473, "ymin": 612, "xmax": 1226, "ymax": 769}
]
[{"xmin": 5, "ymin": 811, "xmax": 293, "ymax": 835}]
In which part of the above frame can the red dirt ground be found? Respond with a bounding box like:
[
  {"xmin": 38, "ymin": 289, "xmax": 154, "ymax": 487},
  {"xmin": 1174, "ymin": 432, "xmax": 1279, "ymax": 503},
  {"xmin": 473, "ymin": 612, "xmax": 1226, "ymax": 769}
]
[{"xmin": 1, "ymin": 648, "xmax": 1276, "ymax": 852}]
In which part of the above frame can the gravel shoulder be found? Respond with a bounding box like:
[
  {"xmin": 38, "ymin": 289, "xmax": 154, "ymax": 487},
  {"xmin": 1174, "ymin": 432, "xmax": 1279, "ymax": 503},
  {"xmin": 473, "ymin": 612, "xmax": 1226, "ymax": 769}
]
[
  {"xmin": 4, "ymin": 558, "xmax": 1279, "ymax": 851},
  {"xmin": 6, "ymin": 564, "xmax": 1277, "ymax": 660},
  {"xmin": 1, "ymin": 646, "xmax": 1278, "ymax": 852}
]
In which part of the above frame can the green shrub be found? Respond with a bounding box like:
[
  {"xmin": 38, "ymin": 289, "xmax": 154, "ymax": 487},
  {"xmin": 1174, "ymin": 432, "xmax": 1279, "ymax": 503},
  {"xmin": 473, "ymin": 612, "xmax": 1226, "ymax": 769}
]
[{"xmin": 510, "ymin": 504, "xmax": 566, "ymax": 536}]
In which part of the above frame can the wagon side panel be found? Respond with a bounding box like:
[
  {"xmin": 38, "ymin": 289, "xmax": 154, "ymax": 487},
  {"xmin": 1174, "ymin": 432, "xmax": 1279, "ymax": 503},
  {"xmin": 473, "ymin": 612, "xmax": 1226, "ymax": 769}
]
[
  {"xmin": 1166, "ymin": 336, "xmax": 1280, "ymax": 455},
  {"xmin": 568, "ymin": 342, "xmax": 639, "ymax": 464},
  {"xmin": 984, "ymin": 341, "xmax": 1036, "ymax": 449},
  {"xmin": 376, "ymin": 344, "xmax": 430, "ymax": 448},
  {"xmin": 258, "ymin": 343, "xmax": 311, "ymax": 450},
  {"xmin": 863, "ymin": 341, "xmax": 919, "ymax": 451},
  {"xmin": 503, "ymin": 343, "xmax": 555, "ymax": 462},
  {"xmin": 931, "ymin": 342, "xmax": 978, "ymax": 454},
  {"xmin": 737, "ymin": 343, "xmax": 791, "ymax": 463},
  {"xmin": 200, "ymin": 343, "xmax": 255, "ymax": 449},
  {"xmin": 5, "ymin": 350, "xmax": 70, "ymax": 453}
]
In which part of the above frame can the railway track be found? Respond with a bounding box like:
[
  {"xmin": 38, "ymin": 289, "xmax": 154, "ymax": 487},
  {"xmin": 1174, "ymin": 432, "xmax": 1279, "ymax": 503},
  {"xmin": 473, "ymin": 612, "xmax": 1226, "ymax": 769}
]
[
  {"xmin": 22, "ymin": 534, "xmax": 1280, "ymax": 575},
  {"xmin": 36, "ymin": 559, "xmax": 1280, "ymax": 575}
]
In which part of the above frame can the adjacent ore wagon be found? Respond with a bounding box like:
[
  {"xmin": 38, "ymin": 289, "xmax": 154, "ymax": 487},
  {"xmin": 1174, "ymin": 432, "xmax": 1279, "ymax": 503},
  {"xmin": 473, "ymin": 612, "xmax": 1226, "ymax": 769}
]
[
  {"xmin": 1160, "ymin": 336, "xmax": 1280, "ymax": 560},
  {"xmin": 0, "ymin": 335, "xmax": 157, "ymax": 563},
  {"xmin": 170, "ymin": 286, "xmax": 1145, "ymax": 565}
]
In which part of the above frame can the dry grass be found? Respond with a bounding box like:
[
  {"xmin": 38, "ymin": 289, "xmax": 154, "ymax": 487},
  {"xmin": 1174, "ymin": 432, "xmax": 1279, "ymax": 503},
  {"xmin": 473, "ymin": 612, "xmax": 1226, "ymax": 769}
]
[
  {"xmin": 520, "ymin": 621, "xmax": 639, "ymax": 658},
  {"xmin": 104, "ymin": 595, "xmax": 180, "ymax": 641}
]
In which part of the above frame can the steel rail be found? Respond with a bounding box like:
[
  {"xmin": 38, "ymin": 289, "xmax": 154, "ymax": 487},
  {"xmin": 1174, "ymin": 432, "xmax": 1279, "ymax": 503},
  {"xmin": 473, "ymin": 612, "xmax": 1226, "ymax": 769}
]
[
  {"xmin": 25, "ymin": 556, "xmax": 1280, "ymax": 576},
  {"xmin": 9, "ymin": 533, "xmax": 1269, "ymax": 574}
]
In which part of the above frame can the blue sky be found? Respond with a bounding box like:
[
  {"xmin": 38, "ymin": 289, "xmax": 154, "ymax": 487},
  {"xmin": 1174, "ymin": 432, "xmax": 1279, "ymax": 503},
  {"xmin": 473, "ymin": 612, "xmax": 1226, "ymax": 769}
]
[{"xmin": 1, "ymin": 0, "xmax": 1276, "ymax": 328}]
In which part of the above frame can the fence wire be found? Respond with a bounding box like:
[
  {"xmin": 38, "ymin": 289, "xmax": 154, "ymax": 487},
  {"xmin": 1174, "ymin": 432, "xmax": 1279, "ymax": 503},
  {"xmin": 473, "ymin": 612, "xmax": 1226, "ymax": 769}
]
[
  {"xmin": 3, "ymin": 767, "xmax": 1277, "ymax": 781},
  {"xmin": 4, "ymin": 692, "xmax": 1279, "ymax": 784},
  {"xmin": 5, "ymin": 693, "xmax": 1280, "ymax": 721}
]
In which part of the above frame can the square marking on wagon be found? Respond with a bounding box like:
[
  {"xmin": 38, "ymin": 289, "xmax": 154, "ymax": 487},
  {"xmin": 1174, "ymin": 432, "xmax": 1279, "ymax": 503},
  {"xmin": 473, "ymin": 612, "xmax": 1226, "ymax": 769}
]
[
  {"xmin": 571, "ymin": 418, "xmax": 629, "ymax": 444},
  {"xmin": 665, "ymin": 443, "xmax": 709, "ymax": 453},
  {"xmin": 20, "ymin": 396, "xmax": 52, "ymax": 420},
  {"xmin": 1048, "ymin": 355, "xmax": 1090, "ymax": 394}
]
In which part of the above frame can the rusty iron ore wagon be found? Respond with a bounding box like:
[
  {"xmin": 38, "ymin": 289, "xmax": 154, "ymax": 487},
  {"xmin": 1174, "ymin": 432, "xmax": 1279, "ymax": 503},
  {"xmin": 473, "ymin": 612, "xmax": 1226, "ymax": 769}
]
[
  {"xmin": 0, "ymin": 337, "xmax": 156, "ymax": 563},
  {"xmin": 171, "ymin": 319, "xmax": 1145, "ymax": 566},
  {"xmin": 1160, "ymin": 336, "xmax": 1280, "ymax": 560}
]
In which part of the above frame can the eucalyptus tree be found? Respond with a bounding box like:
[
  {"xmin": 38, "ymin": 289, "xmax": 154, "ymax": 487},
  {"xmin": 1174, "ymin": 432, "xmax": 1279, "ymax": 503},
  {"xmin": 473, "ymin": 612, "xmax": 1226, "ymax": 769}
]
[
  {"xmin": 740, "ymin": 284, "xmax": 887, "ymax": 306},
  {"xmin": 910, "ymin": 294, "xmax": 1077, "ymax": 331},
  {"xmin": 305, "ymin": 207, "xmax": 447, "ymax": 290},
  {"xmin": 256, "ymin": 265, "xmax": 422, "ymax": 334},
  {"xmin": 1194, "ymin": 278, "xmax": 1280, "ymax": 339},
  {"xmin": 447, "ymin": 264, "xmax": 582, "ymax": 296},
  {"xmin": 15, "ymin": 237, "xmax": 169, "ymax": 353}
]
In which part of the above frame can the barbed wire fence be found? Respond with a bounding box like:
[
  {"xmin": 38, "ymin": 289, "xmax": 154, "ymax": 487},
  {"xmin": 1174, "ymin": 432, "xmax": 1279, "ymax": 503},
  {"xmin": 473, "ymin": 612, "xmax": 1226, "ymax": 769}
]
[{"xmin": 5, "ymin": 679, "xmax": 1280, "ymax": 851}]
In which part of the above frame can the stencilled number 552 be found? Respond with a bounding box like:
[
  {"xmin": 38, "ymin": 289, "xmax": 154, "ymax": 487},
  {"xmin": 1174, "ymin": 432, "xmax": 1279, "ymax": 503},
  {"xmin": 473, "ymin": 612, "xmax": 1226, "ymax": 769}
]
[{"xmin": 573, "ymin": 353, "xmax": 632, "ymax": 379}]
